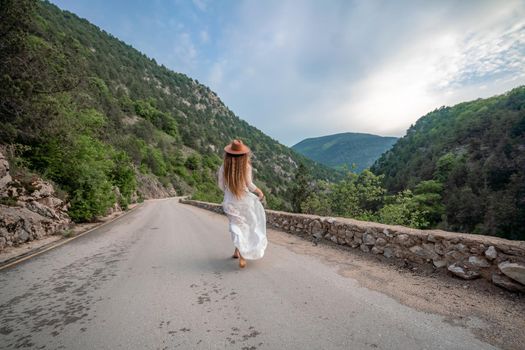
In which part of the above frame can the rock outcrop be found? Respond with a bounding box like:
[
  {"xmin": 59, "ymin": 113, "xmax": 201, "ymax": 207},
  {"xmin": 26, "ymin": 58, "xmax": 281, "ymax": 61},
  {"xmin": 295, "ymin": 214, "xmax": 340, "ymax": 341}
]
[
  {"xmin": 0, "ymin": 150, "xmax": 71, "ymax": 251},
  {"xmin": 135, "ymin": 171, "xmax": 177, "ymax": 199},
  {"xmin": 181, "ymin": 199, "xmax": 525, "ymax": 293}
]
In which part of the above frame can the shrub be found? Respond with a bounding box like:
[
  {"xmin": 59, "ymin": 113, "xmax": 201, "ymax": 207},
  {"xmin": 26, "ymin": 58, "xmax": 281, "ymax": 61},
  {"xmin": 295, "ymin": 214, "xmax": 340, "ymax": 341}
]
[
  {"xmin": 378, "ymin": 190, "xmax": 430, "ymax": 228},
  {"xmin": 185, "ymin": 153, "xmax": 202, "ymax": 170}
]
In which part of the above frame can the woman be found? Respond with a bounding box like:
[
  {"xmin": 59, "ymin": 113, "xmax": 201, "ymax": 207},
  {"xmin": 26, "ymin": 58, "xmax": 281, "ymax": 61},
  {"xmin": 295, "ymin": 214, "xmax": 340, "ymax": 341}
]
[{"xmin": 217, "ymin": 139, "xmax": 267, "ymax": 268}]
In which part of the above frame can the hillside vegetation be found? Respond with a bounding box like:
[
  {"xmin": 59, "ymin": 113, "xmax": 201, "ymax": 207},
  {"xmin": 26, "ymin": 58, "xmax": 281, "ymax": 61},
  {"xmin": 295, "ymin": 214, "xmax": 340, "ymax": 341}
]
[
  {"xmin": 0, "ymin": 0, "xmax": 337, "ymax": 221},
  {"xmin": 372, "ymin": 87, "xmax": 525, "ymax": 239},
  {"xmin": 292, "ymin": 132, "xmax": 397, "ymax": 172},
  {"xmin": 288, "ymin": 87, "xmax": 525, "ymax": 240}
]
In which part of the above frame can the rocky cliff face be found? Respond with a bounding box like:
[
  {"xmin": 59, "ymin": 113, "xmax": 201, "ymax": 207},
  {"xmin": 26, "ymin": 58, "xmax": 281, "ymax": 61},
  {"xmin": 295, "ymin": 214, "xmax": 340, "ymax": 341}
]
[
  {"xmin": 0, "ymin": 150, "xmax": 71, "ymax": 251},
  {"xmin": 135, "ymin": 171, "xmax": 177, "ymax": 199}
]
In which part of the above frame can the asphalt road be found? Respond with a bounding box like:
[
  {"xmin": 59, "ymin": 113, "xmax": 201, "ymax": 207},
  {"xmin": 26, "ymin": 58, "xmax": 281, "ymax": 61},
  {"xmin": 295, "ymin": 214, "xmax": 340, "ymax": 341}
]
[{"xmin": 0, "ymin": 198, "xmax": 499, "ymax": 350}]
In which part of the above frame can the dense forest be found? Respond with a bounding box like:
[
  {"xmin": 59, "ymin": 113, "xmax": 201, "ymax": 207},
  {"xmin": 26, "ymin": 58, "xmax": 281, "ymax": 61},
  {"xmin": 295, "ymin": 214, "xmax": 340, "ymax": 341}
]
[
  {"xmin": 292, "ymin": 132, "xmax": 397, "ymax": 172},
  {"xmin": 289, "ymin": 87, "xmax": 525, "ymax": 240},
  {"xmin": 0, "ymin": 0, "xmax": 337, "ymax": 221},
  {"xmin": 372, "ymin": 87, "xmax": 525, "ymax": 239}
]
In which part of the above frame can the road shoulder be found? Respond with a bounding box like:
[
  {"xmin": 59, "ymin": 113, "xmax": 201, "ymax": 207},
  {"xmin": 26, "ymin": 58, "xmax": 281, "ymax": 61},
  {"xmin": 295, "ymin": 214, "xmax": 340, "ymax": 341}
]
[
  {"xmin": 0, "ymin": 202, "xmax": 143, "ymax": 270},
  {"xmin": 267, "ymin": 227, "xmax": 524, "ymax": 350}
]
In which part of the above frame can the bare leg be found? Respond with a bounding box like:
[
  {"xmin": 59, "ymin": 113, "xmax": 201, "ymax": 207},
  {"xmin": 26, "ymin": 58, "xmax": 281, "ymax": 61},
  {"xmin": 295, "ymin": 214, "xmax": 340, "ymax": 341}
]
[{"xmin": 239, "ymin": 254, "xmax": 246, "ymax": 268}]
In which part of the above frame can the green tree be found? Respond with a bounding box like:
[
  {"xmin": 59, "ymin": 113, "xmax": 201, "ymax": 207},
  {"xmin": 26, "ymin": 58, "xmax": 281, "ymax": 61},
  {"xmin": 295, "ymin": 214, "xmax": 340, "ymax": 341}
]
[
  {"xmin": 289, "ymin": 163, "xmax": 313, "ymax": 212},
  {"xmin": 185, "ymin": 153, "xmax": 202, "ymax": 171},
  {"xmin": 378, "ymin": 190, "xmax": 429, "ymax": 228},
  {"xmin": 412, "ymin": 180, "xmax": 444, "ymax": 227},
  {"xmin": 301, "ymin": 180, "xmax": 332, "ymax": 216},
  {"xmin": 32, "ymin": 135, "xmax": 116, "ymax": 222},
  {"xmin": 110, "ymin": 151, "xmax": 137, "ymax": 208},
  {"xmin": 331, "ymin": 169, "xmax": 385, "ymax": 219}
]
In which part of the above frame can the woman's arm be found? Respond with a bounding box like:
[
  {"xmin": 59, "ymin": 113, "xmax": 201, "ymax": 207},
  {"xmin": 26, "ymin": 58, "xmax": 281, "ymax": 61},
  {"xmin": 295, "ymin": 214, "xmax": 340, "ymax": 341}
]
[
  {"xmin": 217, "ymin": 164, "xmax": 225, "ymax": 191},
  {"xmin": 246, "ymin": 164, "xmax": 264, "ymax": 200}
]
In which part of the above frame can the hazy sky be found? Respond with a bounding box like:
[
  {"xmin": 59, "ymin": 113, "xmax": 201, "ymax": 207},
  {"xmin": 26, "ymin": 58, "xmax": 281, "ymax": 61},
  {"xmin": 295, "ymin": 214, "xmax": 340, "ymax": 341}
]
[{"xmin": 50, "ymin": 0, "xmax": 525, "ymax": 146}]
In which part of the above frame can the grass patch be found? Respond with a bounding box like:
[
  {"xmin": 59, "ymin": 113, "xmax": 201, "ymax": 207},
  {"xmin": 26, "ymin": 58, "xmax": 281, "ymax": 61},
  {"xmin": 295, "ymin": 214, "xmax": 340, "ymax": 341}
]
[
  {"xmin": 60, "ymin": 229, "xmax": 74, "ymax": 238},
  {"xmin": 0, "ymin": 196, "xmax": 19, "ymax": 206}
]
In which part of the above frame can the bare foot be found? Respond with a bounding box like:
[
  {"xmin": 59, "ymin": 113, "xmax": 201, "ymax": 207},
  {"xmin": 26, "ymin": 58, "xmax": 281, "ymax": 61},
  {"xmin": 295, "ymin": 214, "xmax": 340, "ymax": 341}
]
[
  {"xmin": 232, "ymin": 248, "xmax": 240, "ymax": 259},
  {"xmin": 239, "ymin": 256, "xmax": 246, "ymax": 268}
]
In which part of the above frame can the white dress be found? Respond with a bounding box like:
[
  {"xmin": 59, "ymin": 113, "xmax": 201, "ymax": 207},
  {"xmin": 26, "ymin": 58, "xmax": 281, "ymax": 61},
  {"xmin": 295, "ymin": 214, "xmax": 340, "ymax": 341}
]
[{"xmin": 217, "ymin": 164, "xmax": 267, "ymax": 260}]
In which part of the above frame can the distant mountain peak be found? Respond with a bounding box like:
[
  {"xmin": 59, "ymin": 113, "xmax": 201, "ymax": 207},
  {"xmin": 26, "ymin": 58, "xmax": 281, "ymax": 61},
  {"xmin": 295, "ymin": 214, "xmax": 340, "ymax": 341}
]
[{"xmin": 292, "ymin": 132, "xmax": 398, "ymax": 172}]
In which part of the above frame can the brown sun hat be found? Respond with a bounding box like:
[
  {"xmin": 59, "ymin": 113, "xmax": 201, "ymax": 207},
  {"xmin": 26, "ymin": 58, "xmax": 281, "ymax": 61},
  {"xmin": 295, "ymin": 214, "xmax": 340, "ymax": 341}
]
[{"xmin": 224, "ymin": 139, "xmax": 250, "ymax": 155}]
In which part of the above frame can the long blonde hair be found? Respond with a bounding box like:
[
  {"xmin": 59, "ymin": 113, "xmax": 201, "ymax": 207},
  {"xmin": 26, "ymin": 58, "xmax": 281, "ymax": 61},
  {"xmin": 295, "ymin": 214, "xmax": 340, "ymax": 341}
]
[{"xmin": 223, "ymin": 152, "xmax": 250, "ymax": 199}]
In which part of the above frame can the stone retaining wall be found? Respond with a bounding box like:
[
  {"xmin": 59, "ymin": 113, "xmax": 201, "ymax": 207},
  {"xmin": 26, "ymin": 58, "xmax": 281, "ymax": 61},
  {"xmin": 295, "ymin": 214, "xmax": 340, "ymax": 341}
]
[{"xmin": 180, "ymin": 199, "xmax": 525, "ymax": 293}]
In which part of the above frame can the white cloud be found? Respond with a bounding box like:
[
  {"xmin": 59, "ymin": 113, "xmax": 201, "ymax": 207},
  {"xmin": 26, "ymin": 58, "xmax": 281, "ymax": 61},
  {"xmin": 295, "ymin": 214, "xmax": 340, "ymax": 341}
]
[
  {"xmin": 208, "ymin": 61, "xmax": 224, "ymax": 87},
  {"xmin": 200, "ymin": 30, "xmax": 209, "ymax": 44},
  {"xmin": 170, "ymin": 31, "xmax": 197, "ymax": 71},
  {"xmin": 334, "ymin": 4, "xmax": 525, "ymax": 137},
  {"xmin": 192, "ymin": 0, "xmax": 207, "ymax": 12},
  {"xmin": 199, "ymin": 0, "xmax": 525, "ymax": 145}
]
